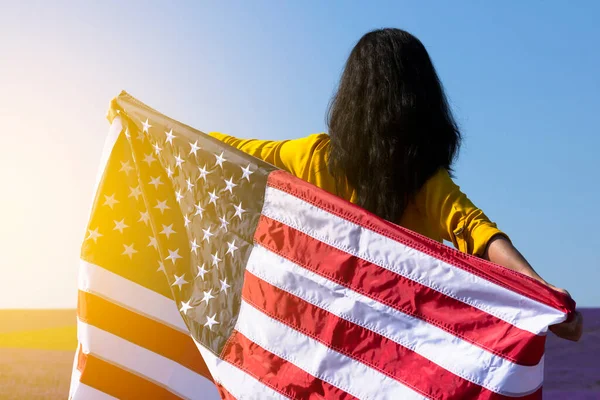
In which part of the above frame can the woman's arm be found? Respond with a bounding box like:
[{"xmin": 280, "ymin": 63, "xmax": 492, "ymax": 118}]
[
  {"xmin": 208, "ymin": 132, "xmax": 329, "ymax": 180},
  {"xmin": 483, "ymin": 235, "xmax": 583, "ymax": 341},
  {"xmin": 483, "ymin": 235, "xmax": 547, "ymax": 283}
]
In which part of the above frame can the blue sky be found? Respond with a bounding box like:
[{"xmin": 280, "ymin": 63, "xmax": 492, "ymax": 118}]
[{"xmin": 1, "ymin": 1, "xmax": 598, "ymax": 307}]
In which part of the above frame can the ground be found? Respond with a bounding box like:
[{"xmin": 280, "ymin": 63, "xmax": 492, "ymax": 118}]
[{"xmin": 0, "ymin": 310, "xmax": 76, "ymax": 400}]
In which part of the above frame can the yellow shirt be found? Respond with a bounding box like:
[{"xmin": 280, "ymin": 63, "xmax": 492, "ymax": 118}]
[{"xmin": 209, "ymin": 132, "xmax": 507, "ymax": 256}]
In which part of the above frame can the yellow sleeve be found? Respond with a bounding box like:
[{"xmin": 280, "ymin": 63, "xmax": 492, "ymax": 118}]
[
  {"xmin": 419, "ymin": 169, "xmax": 509, "ymax": 256},
  {"xmin": 208, "ymin": 131, "xmax": 333, "ymax": 185}
]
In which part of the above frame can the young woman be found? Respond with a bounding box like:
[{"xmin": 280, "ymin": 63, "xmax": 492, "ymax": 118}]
[{"xmin": 210, "ymin": 28, "xmax": 582, "ymax": 341}]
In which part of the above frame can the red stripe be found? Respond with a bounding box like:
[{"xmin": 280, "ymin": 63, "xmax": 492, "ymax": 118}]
[
  {"xmin": 215, "ymin": 383, "xmax": 236, "ymax": 400},
  {"xmin": 77, "ymin": 350, "xmax": 181, "ymax": 399},
  {"xmin": 221, "ymin": 329, "xmax": 358, "ymax": 400},
  {"xmin": 255, "ymin": 216, "xmax": 545, "ymax": 366},
  {"xmin": 266, "ymin": 170, "xmax": 575, "ymax": 316},
  {"xmin": 243, "ymin": 271, "xmax": 546, "ymax": 400}
]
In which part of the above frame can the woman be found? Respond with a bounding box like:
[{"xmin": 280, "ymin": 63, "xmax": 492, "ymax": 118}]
[{"xmin": 210, "ymin": 28, "xmax": 582, "ymax": 341}]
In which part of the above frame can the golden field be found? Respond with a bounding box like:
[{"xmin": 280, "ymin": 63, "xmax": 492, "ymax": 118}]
[{"xmin": 0, "ymin": 310, "xmax": 77, "ymax": 399}]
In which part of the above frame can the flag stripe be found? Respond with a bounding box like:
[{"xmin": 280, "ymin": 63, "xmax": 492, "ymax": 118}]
[
  {"xmin": 267, "ymin": 170, "xmax": 573, "ymax": 318},
  {"xmin": 234, "ymin": 300, "xmax": 428, "ymax": 400},
  {"xmin": 255, "ymin": 215, "xmax": 545, "ymax": 367},
  {"xmin": 77, "ymin": 351, "xmax": 180, "ymax": 400},
  {"xmin": 215, "ymin": 383, "xmax": 236, "ymax": 400},
  {"xmin": 77, "ymin": 290, "xmax": 212, "ymax": 379},
  {"xmin": 222, "ymin": 330, "xmax": 359, "ymax": 400},
  {"xmin": 260, "ymin": 183, "xmax": 567, "ymax": 335},
  {"xmin": 243, "ymin": 253, "xmax": 544, "ymax": 397},
  {"xmin": 70, "ymin": 382, "xmax": 118, "ymax": 400},
  {"xmin": 91, "ymin": 117, "xmax": 123, "ymax": 198},
  {"xmin": 196, "ymin": 343, "xmax": 290, "ymax": 400},
  {"xmin": 79, "ymin": 260, "xmax": 187, "ymax": 332},
  {"xmin": 69, "ymin": 349, "xmax": 117, "ymax": 400},
  {"xmin": 77, "ymin": 320, "xmax": 219, "ymax": 399}
]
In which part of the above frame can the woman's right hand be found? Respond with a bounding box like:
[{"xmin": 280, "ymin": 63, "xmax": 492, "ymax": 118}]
[{"xmin": 547, "ymin": 286, "xmax": 584, "ymax": 342}]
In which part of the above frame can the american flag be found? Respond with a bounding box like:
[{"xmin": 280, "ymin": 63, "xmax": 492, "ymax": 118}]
[{"xmin": 70, "ymin": 91, "xmax": 576, "ymax": 399}]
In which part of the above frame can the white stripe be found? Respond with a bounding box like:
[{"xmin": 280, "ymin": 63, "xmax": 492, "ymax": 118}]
[
  {"xmin": 78, "ymin": 260, "xmax": 188, "ymax": 332},
  {"xmin": 247, "ymin": 244, "xmax": 543, "ymax": 396},
  {"xmin": 77, "ymin": 319, "xmax": 219, "ymax": 400},
  {"xmin": 69, "ymin": 346, "xmax": 83, "ymax": 399},
  {"xmin": 195, "ymin": 341, "xmax": 290, "ymax": 400},
  {"xmin": 70, "ymin": 382, "xmax": 118, "ymax": 400},
  {"xmin": 262, "ymin": 186, "xmax": 567, "ymax": 334},
  {"xmin": 235, "ymin": 300, "xmax": 427, "ymax": 400},
  {"xmin": 92, "ymin": 117, "xmax": 123, "ymax": 202}
]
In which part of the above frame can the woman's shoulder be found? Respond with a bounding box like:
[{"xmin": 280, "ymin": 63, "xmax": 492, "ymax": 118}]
[
  {"xmin": 299, "ymin": 132, "xmax": 330, "ymax": 148},
  {"xmin": 423, "ymin": 168, "xmax": 456, "ymax": 191},
  {"xmin": 413, "ymin": 168, "xmax": 460, "ymax": 215}
]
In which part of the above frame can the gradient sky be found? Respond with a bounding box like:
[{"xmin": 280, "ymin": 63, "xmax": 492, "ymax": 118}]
[{"xmin": 1, "ymin": 1, "xmax": 598, "ymax": 308}]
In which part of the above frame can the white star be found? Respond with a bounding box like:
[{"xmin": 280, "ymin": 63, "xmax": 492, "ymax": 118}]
[
  {"xmin": 175, "ymin": 153, "xmax": 184, "ymax": 169},
  {"xmin": 113, "ymin": 219, "xmax": 129, "ymax": 234},
  {"xmin": 160, "ymin": 224, "xmax": 176, "ymax": 239},
  {"xmin": 128, "ymin": 186, "xmax": 142, "ymax": 201},
  {"xmin": 180, "ymin": 299, "xmax": 194, "ymax": 314},
  {"xmin": 141, "ymin": 118, "xmax": 152, "ymax": 132},
  {"xmin": 219, "ymin": 278, "xmax": 231, "ymax": 294},
  {"xmin": 171, "ymin": 273, "xmax": 188, "ymax": 291},
  {"xmin": 241, "ymin": 164, "xmax": 253, "ymax": 181},
  {"xmin": 184, "ymin": 213, "xmax": 191, "ymax": 227},
  {"xmin": 226, "ymin": 240, "xmax": 238, "ymax": 257},
  {"xmin": 175, "ymin": 190, "xmax": 184, "ymax": 203},
  {"xmin": 201, "ymin": 289, "xmax": 215, "ymax": 305},
  {"xmin": 196, "ymin": 264, "xmax": 208, "ymax": 279},
  {"xmin": 143, "ymin": 153, "xmax": 156, "ymax": 166},
  {"xmin": 149, "ymin": 176, "xmax": 163, "ymax": 189},
  {"xmin": 136, "ymin": 130, "xmax": 145, "ymax": 141},
  {"xmin": 119, "ymin": 161, "xmax": 134, "ymax": 175},
  {"xmin": 122, "ymin": 243, "xmax": 137, "ymax": 259},
  {"xmin": 211, "ymin": 251, "xmax": 221, "ymax": 267},
  {"xmin": 223, "ymin": 177, "xmax": 237, "ymax": 194},
  {"xmin": 166, "ymin": 248, "xmax": 182, "ymax": 264},
  {"xmin": 208, "ymin": 189, "xmax": 219, "ymax": 206},
  {"xmin": 189, "ymin": 140, "xmax": 201, "ymax": 156},
  {"xmin": 202, "ymin": 226, "xmax": 214, "ymax": 243},
  {"xmin": 194, "ymin": 202, "xmax": 204, "ymax": 217},
  {"xmin": 157, "ymin": 261, "xmax": 166, "ymax": 273},
  {"xmin": 148, "ymin": 236, "xmax": 158, "ymax": 249},
  {"xmin": 233, "ymin": 202, "xmax": 245, "ymax": 220},
  {"xmin": 153, "ymin": 141, "xmax": 162, "ymax": 155},
  {"xmin": 198, "ymin": 165, "xmax": 210, "ymax": 181},
  {"xmin": 103, "ymin": 194, "xmax": 119, "ymax": 209},
  {"xmin": 86, "ymin": 228, "xmax": 102, "ymax": 243},
  {"xmin": 138, "ymin": 210, "xmax": 150, "ymax": 225},
  {"xmin": 214, "ymin": 152, "xmax": 226, "ymax": 168},
  {"xmin": 155, "ymin": 199, "xmax": 170, "ymax": 214},
  {"xmin": 166, "ymin": 166, "xmax": 174, "ymax": 178},
  {"xmin": 165, "ymin": 129, "xmax": 176, "ymax": 144},
  {"xmin": 190, "ymin": 238, "xmax": 200, "ymax": 254},
  {"xmin": 218, "ymin": 216, "xmax": 229, "ymax": 232},
  {"xmin": 204, "ymin": 314, "xmax": 219, "ymax": 330},
  {"xmin": 186, "ymin": 178, "xmax": 194, "ymax": 191}
]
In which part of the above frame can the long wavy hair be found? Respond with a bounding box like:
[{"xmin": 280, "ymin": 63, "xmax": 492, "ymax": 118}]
[{"xmin": 327, "ymin": 28, "xmax": 461, "ymax": 222}]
